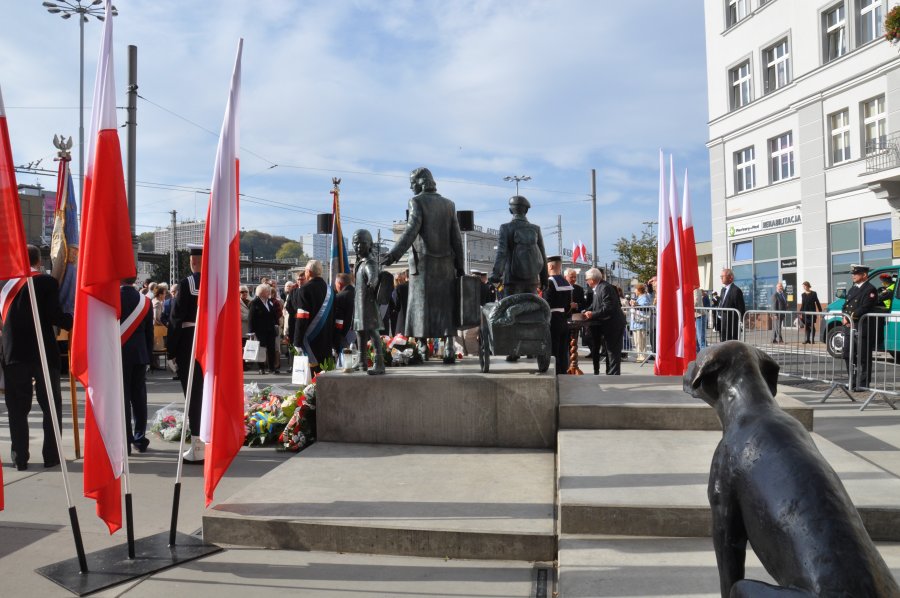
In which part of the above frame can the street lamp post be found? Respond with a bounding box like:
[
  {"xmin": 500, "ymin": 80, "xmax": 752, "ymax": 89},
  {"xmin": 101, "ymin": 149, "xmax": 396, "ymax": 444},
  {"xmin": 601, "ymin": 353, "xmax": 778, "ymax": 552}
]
[
  {"xmin": 503, "ymin": 175, "xmax": 531, "ymax": 195},
  {"xmin": 42, "ymin": 0, "xmax": 118, "ymax": 204}
]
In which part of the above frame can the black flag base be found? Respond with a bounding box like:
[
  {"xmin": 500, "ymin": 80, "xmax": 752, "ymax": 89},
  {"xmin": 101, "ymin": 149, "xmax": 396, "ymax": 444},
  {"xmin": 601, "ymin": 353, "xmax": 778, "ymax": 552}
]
[{"xmin": 36, "ymin": 531, "xmax": 221, "ymax": 596}]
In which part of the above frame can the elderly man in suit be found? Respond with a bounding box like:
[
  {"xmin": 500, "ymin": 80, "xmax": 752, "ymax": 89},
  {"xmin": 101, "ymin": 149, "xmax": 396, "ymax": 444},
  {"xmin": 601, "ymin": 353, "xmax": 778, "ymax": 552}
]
[
  {"xmin": 718, "ymin": 268, "xmax": 746, "ymax": 342},
  {"xmin": 583, "ymin": 267, "xmax": 627, "ymax": 375},
  {"xmin": 249, "ymin": 283, "xmax": 278, "ymax": 374}
]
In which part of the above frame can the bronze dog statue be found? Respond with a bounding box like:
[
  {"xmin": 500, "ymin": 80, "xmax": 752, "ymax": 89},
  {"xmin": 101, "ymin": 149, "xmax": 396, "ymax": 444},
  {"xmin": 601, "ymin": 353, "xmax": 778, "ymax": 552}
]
[{"xmin": 684, "ymin": 341, "xmax": 899, "ymax": 597}]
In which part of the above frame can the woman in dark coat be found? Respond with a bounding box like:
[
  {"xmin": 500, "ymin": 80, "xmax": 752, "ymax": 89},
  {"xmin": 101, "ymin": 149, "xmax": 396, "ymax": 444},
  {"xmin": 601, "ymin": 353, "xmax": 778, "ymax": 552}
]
[
  {"xmin": 248, "ymin": 284, "xmax": 278, "ymax": 374},
  {"xmin": 799, "ymin": 281, "xmax": 822, "ymax": 344}
]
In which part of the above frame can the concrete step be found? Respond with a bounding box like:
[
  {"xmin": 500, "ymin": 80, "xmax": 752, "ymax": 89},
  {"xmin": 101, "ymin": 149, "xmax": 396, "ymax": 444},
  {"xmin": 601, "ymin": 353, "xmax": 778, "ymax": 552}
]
[
  {"xmin": 558, "ymin": 374, "xmax": 813, "ymax": 431},
  {"xmin": 203, "ymin": 442, "xmax": 556, "ymax": 561},
  {"xmin": 317, "ymin": 360, "xmax": 557, "ymax": 448},
  {"xmin": 557, "ymin": 535, "xmax": 900, "ymax": 598},
  {"xmin": 105, "ymin": 547, "xmax": 550, "ymax": 598},
  {"xmin": 557, "ymin": 429, "xmax": 900, "ymax": 539}
]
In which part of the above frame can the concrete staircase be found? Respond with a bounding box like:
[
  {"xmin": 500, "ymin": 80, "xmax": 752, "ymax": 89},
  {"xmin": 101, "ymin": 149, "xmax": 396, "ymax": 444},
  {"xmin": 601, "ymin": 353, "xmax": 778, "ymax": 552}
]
[{"xmin": 202, "ymin": 359, "xmax": 900, "ymax": 597}]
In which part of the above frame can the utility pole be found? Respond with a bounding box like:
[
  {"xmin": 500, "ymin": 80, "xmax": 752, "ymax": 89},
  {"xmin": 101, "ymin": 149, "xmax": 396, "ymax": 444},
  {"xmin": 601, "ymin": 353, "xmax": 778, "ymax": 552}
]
[
  {"xmin": 591, "ymin": 169, "xmax": 597, "ymax": 267},
  {"xmin": 170, "ymin": 210, "xmax": 177, "ymax": 286},
  {"xmin": 557, "ymin": 215, "xmax": 563, "ymax": 257},
  {"xmin": 126, "ymin": 45, "xmax": 137, "ymax": 240}
]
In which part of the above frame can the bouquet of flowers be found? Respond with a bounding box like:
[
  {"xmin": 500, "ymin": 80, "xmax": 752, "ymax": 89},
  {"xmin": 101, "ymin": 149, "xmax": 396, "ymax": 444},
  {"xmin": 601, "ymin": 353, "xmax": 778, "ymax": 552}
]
[
  {"xmin": 150, "ymin": 403, "xmax": 189, "ymax": 442},
  {"xmin": 243, "ymin": 384, "xmax": 292, "ymax": 447},
  {"xmin": 278, "ymin": 381, "xmax": 317, "ymax": 452}
]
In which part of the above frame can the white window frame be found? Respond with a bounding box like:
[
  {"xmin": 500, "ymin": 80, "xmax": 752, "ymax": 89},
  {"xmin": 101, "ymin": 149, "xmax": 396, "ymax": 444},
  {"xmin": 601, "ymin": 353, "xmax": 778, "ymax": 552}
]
[
  {"xmin": 863, "ymin": 95, "xmax": 886, "ymax": 154},
  {"xmin": 729, "ymin": 60, "xmax": 752, "ymax": 110},
  {"xmin": 763, "ymin": 38, "xmax": 791, "ymax": 94},
  {"xmin": 769, "ymin": 132, "xmax": 795, "ymax": 183},
  {"xmin": 858, "ymin": 0, "xmax": 885, "ymax": 45},
  {"xmin": 734, "ymin": 146, "xmax": 756, "ymax": 193},
  {"xmin": 829, "ymin": 109, "xmax": 851, "ymax": 165},
  {"xmin": 726, "ymin": 0, "xmax": 750, "ymax": 28},
  {"xmin": 823, "ymin": 3, "xmax": 847, "ymax": 62}
]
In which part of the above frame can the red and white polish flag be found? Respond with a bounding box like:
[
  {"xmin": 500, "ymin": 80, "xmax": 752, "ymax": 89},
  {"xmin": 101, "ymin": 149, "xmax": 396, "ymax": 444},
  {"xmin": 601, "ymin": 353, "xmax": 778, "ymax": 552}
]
[
  {"xmin": 680, "ymin": 169, "xmax": 700, "ymax": 364},
  {"xmin": 71, "ymin": 0, "xmax": 135, "ymax": 534},
  {"xmin": 0, "ymin": 83, "xmax": 35, "ymax": 511},
  {"xmin": 197, "ymin": 39, "xmax": 246, "ymax": 506},
  {"xmin": 654, "ymin": 151, "xmax": 685, "ymax": 376}
]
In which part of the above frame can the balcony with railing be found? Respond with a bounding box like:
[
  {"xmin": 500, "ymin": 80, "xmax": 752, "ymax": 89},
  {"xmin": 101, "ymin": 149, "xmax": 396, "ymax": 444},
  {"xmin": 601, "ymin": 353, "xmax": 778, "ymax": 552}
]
[{"xmin": 865, "ymin": 133, "xmax": 900, "ymax": 174}]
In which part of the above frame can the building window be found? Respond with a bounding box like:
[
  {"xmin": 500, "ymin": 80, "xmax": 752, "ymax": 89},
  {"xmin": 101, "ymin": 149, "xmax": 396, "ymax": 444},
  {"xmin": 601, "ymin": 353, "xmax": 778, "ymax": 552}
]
[
  {"xmin": 729, "ymin": 61, "xmax": 752, "ymax": 110},
  {"xmin": 830, "ymin": 215, "xmax": 892, "ymax": 295},
  {"xmin": 863, "ymin": 95, "xmax": 886, "ymax": 154},
  {"xmin": 829, "ymin": 109, "xmax": 851, "ymax": 164},
  {"xmin": 729, "ymin": 232, "xmax": 798, "ymax": 310},
  {"xmin": 734, "ymin": 146, "xmax": 756, "ymax": 192},
  {"xmin": 763, "ymin": 38, "xmax": 791, "ymax": 94},
  {"xmin": 726, "ymin": 0, "xmax": 750, "ymax": 28},
  {"xmin": 859, "ymin": 0, "xmax": 884, "ymax": 45},
  {"xmin": 823, "ymin": 3, "xmax": 847, "ymax": 62},
  {"xmin": 769, "ymin": 132, "xmax": 795, "ymax": 182}
]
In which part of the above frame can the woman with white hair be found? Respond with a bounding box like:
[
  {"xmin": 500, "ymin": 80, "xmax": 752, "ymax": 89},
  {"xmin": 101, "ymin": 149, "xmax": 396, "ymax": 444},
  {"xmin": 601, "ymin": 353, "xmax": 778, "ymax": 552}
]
[{"xmin": 248, "ymin": 283, "xmax": 278, "ymax": 374}]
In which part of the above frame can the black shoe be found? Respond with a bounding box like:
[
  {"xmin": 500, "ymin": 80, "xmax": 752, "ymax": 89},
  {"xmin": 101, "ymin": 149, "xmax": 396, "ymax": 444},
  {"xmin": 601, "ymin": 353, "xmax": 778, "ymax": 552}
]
[
  {"xmin": 43, "ymin": 458, "xmax": 60, "ymax": 468},
  {"xmin": 15, "ymin": 461, "xmax": 28, "ymax": 471},
  {"xmin": 273, "ymin": 370, "xmax": 281, "ymax": 374},
  {"xmin": 133, "ymin": 439, "xmax": 150, "ymax": 453},
  {"xmin": 505, "ymin": 355, "xmax": 520, "ymax": 362}
]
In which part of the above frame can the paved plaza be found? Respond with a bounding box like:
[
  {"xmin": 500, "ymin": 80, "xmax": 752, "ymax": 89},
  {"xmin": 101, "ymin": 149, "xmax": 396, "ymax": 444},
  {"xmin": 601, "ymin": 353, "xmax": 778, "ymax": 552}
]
[{"xmin": 1, "ymin": 360, "xmax": 898, "ymax": 597}]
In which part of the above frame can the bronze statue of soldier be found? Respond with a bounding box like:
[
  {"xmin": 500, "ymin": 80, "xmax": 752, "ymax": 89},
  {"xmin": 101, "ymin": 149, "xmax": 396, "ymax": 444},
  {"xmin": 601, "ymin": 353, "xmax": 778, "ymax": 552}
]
[
  {"xmin": 381, "ymin": 167, "xmax": 464, "ymax": 364},
  {"xmin": 352, "ymin": 229, "xmax": 386, "ymax": 375},
  {"xmin": 489, "ymin": 195, "xmax": 548, "ymax": 296}
]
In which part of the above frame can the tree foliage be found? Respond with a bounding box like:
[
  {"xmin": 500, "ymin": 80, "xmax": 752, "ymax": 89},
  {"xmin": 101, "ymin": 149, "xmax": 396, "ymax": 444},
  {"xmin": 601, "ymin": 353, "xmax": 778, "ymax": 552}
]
[
  {"xmin": 276, "ymin": 241, "xmax": 307, "ymax": 261},
  {"xmin": 239, "ymin": 230, "xmax": 293, "ymax": 259},
  {"xmin": 611, "ymin": 223, "xmax": 657, "ymax": 283},
  {"xmin": 137, "ymin": 231, "xmax": 155, "ymax": 251}
]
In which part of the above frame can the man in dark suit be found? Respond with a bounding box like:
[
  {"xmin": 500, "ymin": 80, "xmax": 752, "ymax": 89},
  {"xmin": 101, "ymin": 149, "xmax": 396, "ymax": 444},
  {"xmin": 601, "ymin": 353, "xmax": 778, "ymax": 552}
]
[
  {"xmin": 718, "ymin": 268, "xmax": 746, "ymax": 342},
  {"xmin": 583, "ymin": 267, "xmax": 626, "ymax": 375},
  {"xmin": 842, "ymin": 264, "xmax": 879, "ymax": 390},
  {"xmin": 1, "ymin": 245, "xmax": 73, "ymax": 470},
  {"xmin": 332, "ymin": 272, "xmax": 355, "ymax": 352},
  {"xmin": 772, "ymin": 282, "xmax": 788, "ymax": 343},
  {"xmin": 121, "ymin": 277, "xmax": 154, "ymax": 454},
  {"xmin": 292, "ymin": 259, "xmax": 333, "ymax": 370}
]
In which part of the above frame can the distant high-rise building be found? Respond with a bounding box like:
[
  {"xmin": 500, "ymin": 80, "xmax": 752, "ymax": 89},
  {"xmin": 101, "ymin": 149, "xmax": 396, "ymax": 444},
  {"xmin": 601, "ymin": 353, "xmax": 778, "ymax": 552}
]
[{"xmin": 154, "ymin": 220, "xmax": 206, "ymax": 254}]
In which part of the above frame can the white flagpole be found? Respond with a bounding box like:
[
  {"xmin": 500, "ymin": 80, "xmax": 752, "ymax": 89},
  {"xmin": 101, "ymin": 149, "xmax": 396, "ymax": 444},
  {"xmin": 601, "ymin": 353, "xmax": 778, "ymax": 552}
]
[{"xmin": 25, "ymin": 276, "xmax": 88, "ymax": 571}]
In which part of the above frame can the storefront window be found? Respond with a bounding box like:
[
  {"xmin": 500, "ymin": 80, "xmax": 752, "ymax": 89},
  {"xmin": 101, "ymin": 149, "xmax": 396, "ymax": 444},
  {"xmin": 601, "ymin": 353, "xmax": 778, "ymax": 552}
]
[
  {"xmin": 753, "ymin": 261, "xmax": 779, "ymax": 308},
  {"xmin": 733, "ymin": 264, "xmax": 753, "ymax": 305},
  {"xmin": 729, "ymin": 231, "xmax": 798, "ymax": 310},
  {"xmin": 779, "ymin": 230, "xmax": 796, "ymax": 257},
  {"xmin": 732, "ymin": 241, "xmax": 752, "ymax": 262},
  {"xmin": 829, "ymin": 216, "xmax": 891, "ymax": 297},
  {"xmin": 754, "ymin": 234, "xmax": 778, "ymax": 261}
]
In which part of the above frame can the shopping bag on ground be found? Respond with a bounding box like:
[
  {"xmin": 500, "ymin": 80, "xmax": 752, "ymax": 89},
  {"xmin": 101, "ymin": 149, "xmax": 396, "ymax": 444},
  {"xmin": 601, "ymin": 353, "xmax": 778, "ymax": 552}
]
[
  {"xmin": 292, "ymin": 353, "xmax": 310, "ymax": 385},
  {"xmin": 243, "ymin": 339, "xmax": 262, "ymax": 362}
]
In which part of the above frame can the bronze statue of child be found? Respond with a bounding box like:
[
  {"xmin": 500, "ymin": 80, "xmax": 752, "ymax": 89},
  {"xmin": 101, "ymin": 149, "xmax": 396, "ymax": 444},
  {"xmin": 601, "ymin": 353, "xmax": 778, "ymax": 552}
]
[{"xmin": 353, "ymin": 229, "xmax": 386, "ymax": 375}]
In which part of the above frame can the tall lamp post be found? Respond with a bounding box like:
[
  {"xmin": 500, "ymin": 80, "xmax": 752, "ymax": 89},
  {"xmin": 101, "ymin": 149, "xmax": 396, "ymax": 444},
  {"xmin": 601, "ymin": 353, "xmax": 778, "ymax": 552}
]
[
  {"xmin": 503, "ymin": 175, "xmax": 531, "ymax": 195},
  {"xmin": 42, "ymin": 0, "xmax": 118, "ymax": 204}
]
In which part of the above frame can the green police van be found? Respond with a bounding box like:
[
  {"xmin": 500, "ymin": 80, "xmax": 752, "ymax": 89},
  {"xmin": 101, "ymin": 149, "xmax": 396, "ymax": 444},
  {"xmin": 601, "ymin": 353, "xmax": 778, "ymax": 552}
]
[{"xmin": 822, "ymin": 266, "xmax": 898, "ymax": 358}]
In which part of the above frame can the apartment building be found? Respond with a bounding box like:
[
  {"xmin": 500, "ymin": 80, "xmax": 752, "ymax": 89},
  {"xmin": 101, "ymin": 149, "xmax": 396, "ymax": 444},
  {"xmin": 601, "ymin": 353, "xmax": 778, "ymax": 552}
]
[{"xmin": 705, "ymin": 0, "xmax": 900, "ymax": 308}]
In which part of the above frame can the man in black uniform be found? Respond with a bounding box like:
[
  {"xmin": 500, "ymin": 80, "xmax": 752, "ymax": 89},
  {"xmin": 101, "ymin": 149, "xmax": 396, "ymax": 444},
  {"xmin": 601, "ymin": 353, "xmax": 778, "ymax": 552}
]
[
  {"xmin": 584, "ymin": 267, "xmax": 627, "ymax": 375},
  {"xmin": 168, "ymin": 245, "xmax": 205, "ymax": 462},
  {"xmin": 544, "ymin": 256, "xmax": 573, "ymax": 375},
  {"xmin": 332, "ymin": 272, "xmax": 355, "ymax": 352},
  {"xmin": 121, "ymin": 277, "xmax": 154, "ymax": 454},
  {"xmin": 842, "ymin": 264, "xmax": 879, "ymax": 391},
  {"xmin": 1, "ymin": 245, "xmax": 72, "ymax": 470},
  {"xmin": 292, "ymin": 259, "xmax": 333, "ymax": 370}
]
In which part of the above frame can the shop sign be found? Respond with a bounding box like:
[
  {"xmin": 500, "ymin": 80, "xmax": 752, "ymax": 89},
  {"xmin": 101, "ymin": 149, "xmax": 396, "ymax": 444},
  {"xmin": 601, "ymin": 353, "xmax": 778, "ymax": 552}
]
[
  {"xmin": 728, "ymin": 212, "xmax": 802, "ymax": 237},
  {"xmin": 780, "ymin": 258, "xmax": 797, "ymax": 268}
]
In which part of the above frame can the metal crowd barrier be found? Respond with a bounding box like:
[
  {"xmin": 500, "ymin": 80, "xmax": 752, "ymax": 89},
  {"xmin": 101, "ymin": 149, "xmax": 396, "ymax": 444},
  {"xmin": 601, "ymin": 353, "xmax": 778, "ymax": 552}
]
[
  {"xmin": 698, "ymin": 306, "xmax": 743, "ymax": 349},
  {"xmin": 849, "ymin": 312, "xmax": 900, "ymax": 411},
  {"xmin": 741, "ymin": 309, "xmax": 853, "ymax": 403},
  {"xmin": 622, "ymin": 305, "xmax": 656, "ymax": 365}
]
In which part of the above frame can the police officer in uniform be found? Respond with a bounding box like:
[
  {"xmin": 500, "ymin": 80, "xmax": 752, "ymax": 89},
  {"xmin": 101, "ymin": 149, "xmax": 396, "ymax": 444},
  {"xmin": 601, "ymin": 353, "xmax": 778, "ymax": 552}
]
[
  {"xmin": 842, "ymin": 264, "xmax": 879, "ymax": 391},
  {"xmin": 544, "ymin": 255, "xmax": 573, "ymax": 375},
  {"xmin": 168, "ymin": 245, "xmax": 205, "ymax": 462}
]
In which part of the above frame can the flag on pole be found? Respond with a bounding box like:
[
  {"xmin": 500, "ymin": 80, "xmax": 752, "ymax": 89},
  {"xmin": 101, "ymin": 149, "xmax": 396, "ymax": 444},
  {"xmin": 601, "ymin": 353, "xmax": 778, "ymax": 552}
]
[
  {"xmin": 654, "ymin": 151, "xmax": 685, "ymax": 376},
  {"xmin": 71, "ymin": 1, "xmax": 135, "ymax": 533},
  {"xmin": 330, "ymin": 183, "xmax": 350, "ymax": 275},
  {"xmin": 572, "ymin": 240, "xmax": 588, "ymax": 264},
  {"xmin": 0, "ymin": 82, "xmax": 34, "ymax": 511},
  {"xmin": 197, "ymin": 39, "xmax": 245, "ymax": 506},
  {"xmin": 680, "ymin": 169, "xmax": 699, "ymax": 364},
  {"xmin": 50, "ymin": 154, "xmax": 79, "ymax": 314}
]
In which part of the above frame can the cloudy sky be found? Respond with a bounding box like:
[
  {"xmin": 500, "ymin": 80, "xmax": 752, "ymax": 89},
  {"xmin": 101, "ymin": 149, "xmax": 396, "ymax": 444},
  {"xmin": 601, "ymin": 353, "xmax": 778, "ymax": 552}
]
[{"xmin": 2, "ymin": 1, "xmax": 710, "ymax": 265}]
